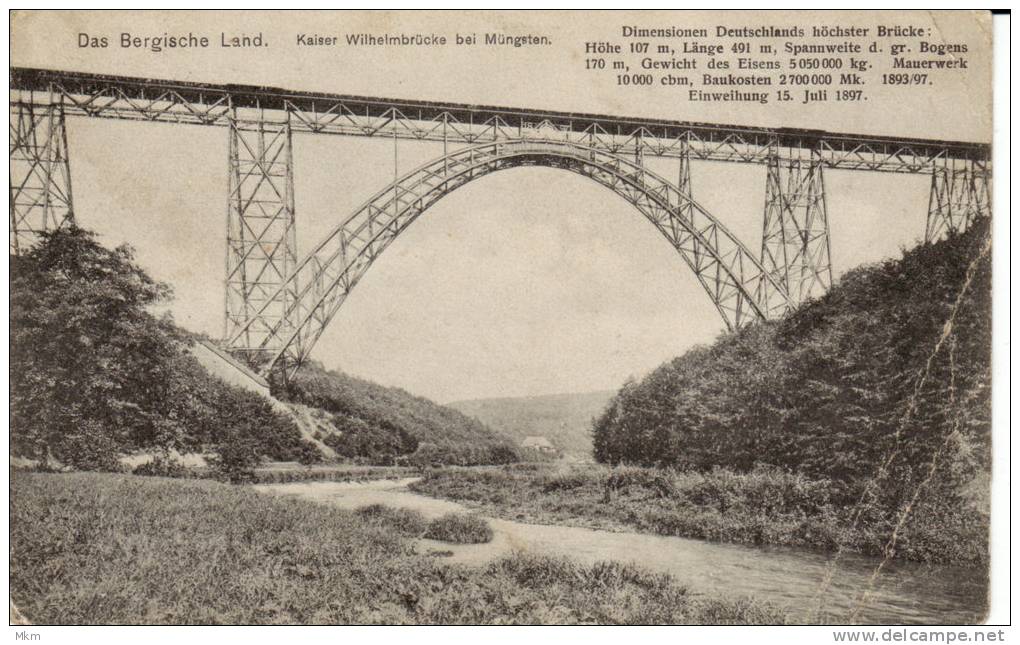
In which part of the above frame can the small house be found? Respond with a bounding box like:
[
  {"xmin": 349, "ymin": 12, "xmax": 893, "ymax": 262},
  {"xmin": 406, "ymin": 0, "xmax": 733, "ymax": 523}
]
[{"xmin": 521, "ymin": 436, "xmax": 556, "ymax": 454}]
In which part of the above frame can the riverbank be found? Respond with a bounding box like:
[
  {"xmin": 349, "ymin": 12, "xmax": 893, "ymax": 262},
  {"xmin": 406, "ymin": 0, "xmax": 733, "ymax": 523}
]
[
  {"xmin": 259, "ymin": 477, "xmax": 987, "ymax": 623},
  {"xmin": 10, "ymin": 471, "xmax": 786, "ymax": 625},
  {"xmin": 409, "ymin": 464, "xmax": 989, "ymax": 565}
]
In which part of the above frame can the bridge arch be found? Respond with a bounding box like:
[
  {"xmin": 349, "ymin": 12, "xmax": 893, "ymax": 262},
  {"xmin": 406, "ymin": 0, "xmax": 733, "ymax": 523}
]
[{"xmin": 225, "ymin": 139, "xmax": 791, "ymax": 377}]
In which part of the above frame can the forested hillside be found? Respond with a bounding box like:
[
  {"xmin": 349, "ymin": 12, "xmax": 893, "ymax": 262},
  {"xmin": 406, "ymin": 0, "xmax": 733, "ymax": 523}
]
[
  {"xmin": 10, "ymin": 227, "xmax": 319, "ymax": 479},
  {"xmin": 279, "ymin": 363, "xmax": 520, "ymax": 465},
  {"xmin": 10, "ymin": 226, "xmax": 519, "ymax": 474},
  {"xmin": 593, "ymin": 219, "xmax": 991, "ymax": 525},
  {"xmin": 449, "ymin": 391, "xmax": 616, "ymax": 457}
]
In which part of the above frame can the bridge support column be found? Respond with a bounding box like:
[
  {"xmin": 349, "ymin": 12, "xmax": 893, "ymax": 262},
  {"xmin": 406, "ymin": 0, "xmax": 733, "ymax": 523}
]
[
  {"xmin": 677, "ymin": 141, "xmax": 692, "ymax": 202},
  {"xmin": 675, "ymin": 140, "xmax": 701, "ymax": 258},
  {"xmin": 925, "ymin": 158, "xmax": 990, "ymax": 242},
  {"xmin": 223, "ymin": 116, "xmax": 298, "ymax": 365},
  {"xmin": 759, "ymin": 148, "xmax": 832, "ymax": 306},
  {"xmin": 9, "ymin": 99, "xmax": 74, "ymax": 255},
  {"xmin": 668, "ymin": 139, "xmax": 710, "ymax": 271}
]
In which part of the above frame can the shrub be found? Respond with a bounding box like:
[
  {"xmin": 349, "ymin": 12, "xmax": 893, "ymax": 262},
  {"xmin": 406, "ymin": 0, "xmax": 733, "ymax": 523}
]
[
  {"xmin": 132, "ymin": 455, "xmax": 189, "ymax": 478},
  {"xmin": 424, "ymin": 512, "xmax": 494, "ymax": 544},
  {"xmin": 486, "ymin": 444, "xmax": 521, "ymax": 465},
  {"xmin": 406, "ymin": 442, "xmax": 446, "ymax": 470},
  {"xmin": 294, "ymin": 442, "xmax": 324, "ymax": 465},
  {"xmin": 354, "ymin": 504, "xmax": 428, "ymax": 537},
  {"xmin": 208, "ymin": 431, "xmax": 261, "ymax": 484},
  {"xmin": 503, "ymin": 462, "xmax": 546, "ymax": 473},
  {"xmin": 541, "ymin": 471, "xmax": 590, "ymax": 492},
  {"xmin": 49, "ymin": 421, "xmax": 125, "ymax": 473}
]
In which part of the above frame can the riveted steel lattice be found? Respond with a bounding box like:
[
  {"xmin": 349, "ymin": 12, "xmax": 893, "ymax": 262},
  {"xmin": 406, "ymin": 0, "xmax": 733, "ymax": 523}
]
[
  {"xmin": 223, "ymin": 116, "xmax": 298, "ymax": 364},
  {"xmin": 676, "ymin": 138, "xmax": 714, "ymax": 286},
  {"xmin": 925, "ymin": 157, "xmax": 991, "ymax": 243},
  {"xmin": 10, "ymin": 68, "xmax": 990, "ymax": 174},
  {"xmin": 760, "ymin": 147, "xmax": 832, "ymax": 306},
  {"xmin": 9, "ymin": 98, "xmax": 74, "ymax": 255},
  {"xmin": 676, "ymin": 138, "xmax": 697, "ymax": 257},
  {"xmin": 224, "ymin": 139, "xmax": 793, "ymax": 378}
]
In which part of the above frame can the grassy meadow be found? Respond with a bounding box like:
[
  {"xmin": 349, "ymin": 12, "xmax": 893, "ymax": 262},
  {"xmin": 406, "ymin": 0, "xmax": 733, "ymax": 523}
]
[
  {"xmin": 410, "ymin": 463, "xmax": 989, "ymax": 564},
  {"xmin": 10, "ymin": 471, "xmax": 787, "ymax": 625}
]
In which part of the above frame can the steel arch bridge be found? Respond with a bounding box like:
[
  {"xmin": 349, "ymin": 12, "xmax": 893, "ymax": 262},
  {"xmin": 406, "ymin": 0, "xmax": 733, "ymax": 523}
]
[
  {"xmin": 225, "ymin": 139, "xmax": 791, "ymax": 376},
  {"xmin": 9, "ymin": 68, "xmax": 993, "ymax": 380}
]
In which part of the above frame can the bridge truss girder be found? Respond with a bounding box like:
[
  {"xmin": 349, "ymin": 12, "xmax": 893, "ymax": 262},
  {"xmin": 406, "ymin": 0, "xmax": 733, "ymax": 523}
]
[
  {"xmin": 223, "ymin": 116, "xmax": 298, "ymax": 359},
  {"xmin": 925, "ymin": 157, "xmax": 991, "ymax": 243},
  {"xmin": 9, "ymin": 98, "xmax": 74, "ymax": 254},
  {"xmin": 760, "ymin": 148, "xmax": 832, "ymax": 306},
  {"xmin": 223, "ymin": 140, "xmax": 792, "ymax": 377},
  {"xmin": 10, "ymin": 67, "xmax": 989, "ymax": 175}
]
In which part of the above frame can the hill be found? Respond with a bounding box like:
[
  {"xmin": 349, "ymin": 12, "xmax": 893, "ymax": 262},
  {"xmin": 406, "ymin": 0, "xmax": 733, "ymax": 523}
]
[
  {"xmin": 448, "ymin": 390, "xmax": 616, "ymax": 458},
  {"xmin": 278, "ymin": 363, "xmax": 520, "ymax": 465},
  {"xmin": 593, "ymin": 219, "xmax": 991, "ymax": 533},
  {"xmin": 9, "ymin": 225, "xmax": 515, "ymax": 474},
  {"xmin": 9, "ymin": 226, "xmax": 319, "ymax": 479}
]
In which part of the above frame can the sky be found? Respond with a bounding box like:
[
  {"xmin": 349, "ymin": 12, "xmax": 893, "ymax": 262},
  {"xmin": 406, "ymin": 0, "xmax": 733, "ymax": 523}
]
[{"xmin": 12, "ymin": 10, "xmax": 992, "ymax": 402}]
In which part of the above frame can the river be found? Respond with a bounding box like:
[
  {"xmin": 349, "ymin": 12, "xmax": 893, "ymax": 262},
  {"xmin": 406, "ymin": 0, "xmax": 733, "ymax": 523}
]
[{"xmin": 256, "ymin": 478, "xmax": 987, "ymax": 625}]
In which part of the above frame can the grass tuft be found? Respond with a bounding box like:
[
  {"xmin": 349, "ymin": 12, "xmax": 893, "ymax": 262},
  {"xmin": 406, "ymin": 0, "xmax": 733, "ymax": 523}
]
[
  {"xmin": 424, "ymin": 512, "xmax": 494, "ymax": 544},
  {"xmin": 354, "ymin": 503, "xmax": 428, "ymax": 537}
]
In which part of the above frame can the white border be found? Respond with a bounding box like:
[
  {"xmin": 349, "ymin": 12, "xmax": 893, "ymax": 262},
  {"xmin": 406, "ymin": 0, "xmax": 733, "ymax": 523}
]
[{"xmin": 2, "ymin": 7, "xmax": 1012, "ymax": 642}]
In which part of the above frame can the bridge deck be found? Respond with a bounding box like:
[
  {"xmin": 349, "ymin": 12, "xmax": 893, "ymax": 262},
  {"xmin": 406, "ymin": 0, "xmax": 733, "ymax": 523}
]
[{"xmin": 10, "ymin": 67, "xmax": 990, "ymax": 171}]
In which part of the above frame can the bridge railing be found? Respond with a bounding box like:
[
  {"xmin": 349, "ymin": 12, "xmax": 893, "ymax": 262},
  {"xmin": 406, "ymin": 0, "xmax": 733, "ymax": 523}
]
[{"xmin": 10, "ymin": 67, "xmax": 990, "ymax": 173}]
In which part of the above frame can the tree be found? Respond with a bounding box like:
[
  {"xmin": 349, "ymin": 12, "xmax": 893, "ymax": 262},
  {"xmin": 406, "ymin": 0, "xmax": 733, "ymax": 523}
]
[
  {"xmin": 11, "ymin": 227, "xmax": 186, "ymax": 469},
  {"xmin": 11, "ymin": 226, "xmax": 323, "ymax": 474}
]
